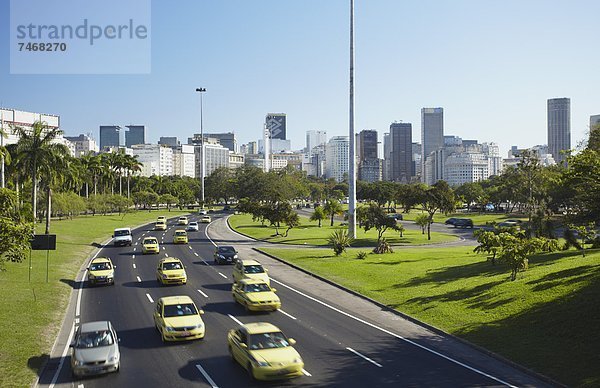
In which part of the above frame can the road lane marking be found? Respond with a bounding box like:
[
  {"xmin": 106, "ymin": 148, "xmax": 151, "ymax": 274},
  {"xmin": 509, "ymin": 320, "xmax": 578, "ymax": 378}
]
[
  {"xmin": 278, "ymin": 309, "xmax": 297, "ymax": 320},
  {"xmin": 133, "ymin": 248, "xmax": 136, "ymax": 252},
  {"xmin": 346, "ymin": 347, "xmax": 383, "ymax": 367},
  {"xmin": 165, "ymin": 253, "xmax": 169, "ymax": 257},
  {"xmin": 132, "ymin": 254, "xmax": 135, "ymax": 259},
  {"xmin": 162, "ymin": 246, "xmax": 166, "ymax": 250},
  {"xmin": 195, "ymin": 364, "xmax": 219, "ymax": 388},
  {"xmin": 78, "ymin": 384, "xmax": 84, "ymax": 388},
  {"xmin": 48, "ymin": 322, "xmax": 76, "ymax": 388},
  {"xmin": 218, "ymin": 272, "xmax": 227, "ymax": 279},
  {"xmin": 197, "ymin": 289, "xmax": 209, "ymax": 298},
  {"xmin": 137, "ymin": 276, "xmax": 141, "ymax": 282},
  {"xmin": 146, "ymin": 293, "xmax": 154, "ymax": 303},
  {"xmin": 270, "ymin": 278, "xmax": 517, "ymax": 388},
  {"xmin": 228, "ymin": 314, "xmax": 243, "ymax": 326},
  {"xmin": 204, "ymin": 222, "xmax": 217, "ymax": 246},
  {"xmin": 194, "ymin": 252, "xmax": 199, "ymax": 256},
  {"xmin": 135, "ymin": 243, "xmax": 138, "ymax": 246},
  {"xmin": 133, "ymin": 263, "xmax": 136, "ymax": 268},
  {"xmin": 189, "ymin": 246, "xmax": 193, "ymax": 250},
  {"xmin": 302, "ymin": 369, "xmax": 312, "ymax": 377},
  {"xmin": 74, "ymin": 317, "xmax": 79, "ymax": 324}
]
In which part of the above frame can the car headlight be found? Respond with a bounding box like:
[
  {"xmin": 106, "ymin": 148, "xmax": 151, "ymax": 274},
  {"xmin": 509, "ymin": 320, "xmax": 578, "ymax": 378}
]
[
  {"xmin": 162, "ymin": 274, "xmax": 168, "ymax": 279},
  {"xmin": 293, "ymin": 357, "xmax": 302, "ymax": 364},
  {"xmin": 88, "ymin": 274, "xmax": 95, "ymax": 279},
  {"xmin": 73, "ymin": 358, "xmax": 84, "ymax": 366},
  {"xmin": 109, "ymin": 354, "xmax": 119, "ymax": 362},
  {"xmin": 218, "ymin": 255, "xmax": 225, "ymax": 259},
  {"xmin": 255, "ymin": 360, "xmax": 270, "ymax": 367},
  {"xmin": 233, "ymin": 254, "xmax": 238, "ymax": 259},
  {"xmin": 194, "ymin": 323, "xmax": 203, "ymax": 329},
  {"xmin": 165, "ymin": 326, "xmax": 175, "ymax": 332}
]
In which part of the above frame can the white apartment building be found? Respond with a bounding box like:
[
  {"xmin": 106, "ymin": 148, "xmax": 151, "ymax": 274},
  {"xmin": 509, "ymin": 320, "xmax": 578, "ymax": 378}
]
[
  {"xmin": 306, "ymin": 130, "xmax": 327, "ymax": 155},
  {"xmin": 172, "ymin": 144, "xmax": 195, "ymax": 178},
  {"xmin": 132, "ymin": 144, "xmax": 173, "ymax": 177},
  {"xmin": 64, "ymin": 134, "xmax": 99, "ymax": 157},
  {"xmin": 229, "ymin": 152, "xmax": 244, "ymax": 170},
  {"xmin": 194, "ymin": 143, "xmax": 230, "ymax": 178},
  {"xmin": 325, "ymin": 136, "xmax": 349, "ymax": 182},
  {"xmin": 444, "ymin": 152, "xmax": 489, "ymax": 186}
]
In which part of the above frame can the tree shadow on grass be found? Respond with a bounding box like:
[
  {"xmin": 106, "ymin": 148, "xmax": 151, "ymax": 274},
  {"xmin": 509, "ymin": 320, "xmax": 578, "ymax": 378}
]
[
  {"xmin": 402, "ymin": 261, "xmax": 508, "ymax": 288},
  {"xmin": 60, "ymin": 278, "xmax": 87, "ymax": 289},
  {"xmin": 403, "ymin": 280, "xmax": 505, "ymax": 308},
  {"xmin": 526, "ymin": 265, "xmax": 598, "ymax": 292}
]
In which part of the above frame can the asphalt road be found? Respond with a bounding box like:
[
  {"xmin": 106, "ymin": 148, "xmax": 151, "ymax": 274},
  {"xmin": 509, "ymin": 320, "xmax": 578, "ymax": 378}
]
[{"xmin": 37, "ymin": 212, "xmax": 553, "ymax": 388}]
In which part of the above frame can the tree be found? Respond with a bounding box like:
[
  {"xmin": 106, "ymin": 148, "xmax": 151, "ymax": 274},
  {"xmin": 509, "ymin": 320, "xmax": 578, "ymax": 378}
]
[
  {"xmin": 455, "ymin": 182, "xmax": 485, "ymax": 211},
  {"xmin": 309, "ymin": 206, "xmax": 326, "ymax": 227},
  {"xmin": 357, "ymin": 202, "xmax": 399, "ymax": 253},
  {"xmin": 414, "ymin": 213, "xmax": 429, "ymax": 234},
  {"xmin": 421, "ymin": 181, "xmax": 456, "ymax": 240},
  {"xmin": 568, "ymin": 223, "xmax": 597, "ymax": 257},
  {"xmin": 205, "ymin": 167, "xmax": 234, "ymax": 204},
  {"xmin": 473, "ymin": 229, "xmax": 502, "ymax": 265},
  {"xmin": 160, "ymin": 194, "xmax": 178, "ymax": 211},
  {"xmin": 323, "ymin": 199, "xmax": 344, "ymax": 227},
  {"xmin": 283, "ymin": 211, "xmax": 300, "ymax": 237},
  {"xmin": 328, "ymin": 229, "xmax": 354, "ymax": 256},
  {"xmin": 496, "ymin": 233, "xmax": 558, "ymax": 281},
  {"xmin": 0, "ymin": 188, "xmax": 32, "ymax": 268}
]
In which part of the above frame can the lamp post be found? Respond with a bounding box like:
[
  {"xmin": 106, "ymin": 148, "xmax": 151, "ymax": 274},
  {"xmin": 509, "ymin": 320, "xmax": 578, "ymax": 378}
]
[
  {"xmin": 348, "ymin": 0, "xmax": 357, "ymax": 238},
  {"xmin": 195, "ymin": 87, "xmax": 207, "ymax": 207}
]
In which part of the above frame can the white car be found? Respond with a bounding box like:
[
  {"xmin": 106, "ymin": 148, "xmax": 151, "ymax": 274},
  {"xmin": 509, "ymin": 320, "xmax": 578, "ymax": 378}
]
[
  {"xmin": 187, "ymin": 221, "xmax": 199, "ymax": 232},
  {"xmin": 200, "ymin": 215, "xmax": 211, "ymax": 223},
  {"xmin": 198, "ymin": 209, "xmax": 208, "ymax": 215}
]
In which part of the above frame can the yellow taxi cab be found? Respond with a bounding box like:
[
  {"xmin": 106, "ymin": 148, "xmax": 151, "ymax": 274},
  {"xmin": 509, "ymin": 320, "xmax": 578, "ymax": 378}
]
[
  {"xmin": 228, "ymin": 322, "xmax": 303, "ymax": 381},
  {"xmin": 157, "ymin": 216, "xmax": 167, "ymax": 222},
  {"xmin": 87, "ymin": 257, "xmax": 115, "ymax": 286},
  {"xmin": 155, "ymin": 220, "xmax": 167, "ymax": 231},
  {"xmin": 233, "ymin": 259, "xmax": 270, "ymax": 286},
  {"xmin": 142, "ymin": 237, "xmax": 160, "ymax": 254},
  {"xmin": 156, "ymin": 257, "xmax": 187, "ymax": 285},
  {"xmin": 200, "ymin": 215, "xmax": 211, "ymax": 223},
  {"xmin": 232, "ymin": 279, "xmax": 280, "ymax": 312},
  {"xmin": 173, "ymin": 229, "xmax": 188, "ymax": 244},
  {"xmin": 153, "ymin": 296, "xmax": 205, "ymax": 342},
  {"xmin": 177, "ymin": 216, "xmax": 188, "ymax": 225}
]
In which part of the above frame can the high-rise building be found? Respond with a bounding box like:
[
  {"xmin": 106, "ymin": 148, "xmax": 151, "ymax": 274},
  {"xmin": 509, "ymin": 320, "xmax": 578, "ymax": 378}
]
[
  {"xmin": 159, "ymin": 136, "xmax": 179, "ymax": 147},
  {"xmin": 357, "ymin": 130, "xmax": 380, "ymax": 182},
  {"xmin": 172, "ymin": 144, "xmax": 195, "ymax": 178},
  {"xmin": 325, "ymin": 136, "xmax": 349, "ymax": 182},
  {"xmin": 193, "ymin": 143, "xmax": 230, "ymax": 179},
  {"xmin": 132, "ymin": 144, "xmax": 173, "ymax": 177},
  {"xmin": 389, "ymin": 122, "xmax": 412, "ymax": 183},
  {"xmin": 547, "ymin": 98, "xmax": 571, "ymax": 163},
  {"xmin": 590, "ymin": 114, "xmax": 600, "ymax": 129},
  {"xmin": 265, "ymin": 113, "xmax": 286, "ymax": 140},
  {"xmin": 125, "ymin": 125, "xmax": 146, "ymax": 147},
  {"xmin": 64, "ymin": 134, "xmax": 99, "ymax": 156},
  {"xmin": 99, "ymin": 125, "xmax": 121, "ymax": 149},
  {"xmin": 306, "ymin": 130, "xmax": 327, "ymax": 155},
  {"xmin": 421, "ymin": 108, "xmax": 444, "ymax": 179},
  {"xmin": 205, "ymin": 132, "xmax": 237, "ymax": 152},
  {"xmin": 382, "ymin": 133, "xmax": 391, "ymax": 181}
]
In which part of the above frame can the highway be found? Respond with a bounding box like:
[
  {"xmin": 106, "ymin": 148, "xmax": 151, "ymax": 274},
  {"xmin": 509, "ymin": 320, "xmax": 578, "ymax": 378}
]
[{"xmin": 39, "ymin": 212, "xmax": 552, "ymax": 388}]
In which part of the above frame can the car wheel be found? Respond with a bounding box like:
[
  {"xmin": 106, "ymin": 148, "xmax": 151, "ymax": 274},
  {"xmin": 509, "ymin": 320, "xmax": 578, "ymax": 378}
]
[{"xmin": 115, "ymin": 362, "xmax": 120, "ymax": 373}]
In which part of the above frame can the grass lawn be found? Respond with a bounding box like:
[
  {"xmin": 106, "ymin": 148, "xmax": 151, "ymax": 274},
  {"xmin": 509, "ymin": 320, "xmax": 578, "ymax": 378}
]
[
  {"xmin": 229, "ymin": 213, "xmax": 458, "ymax": 247},
  {"xmin": 399, "ymin": 210, "xmax": 528, "ymax": 226},
  {"xmin": 0, "ymin": 210, "xmax": 189, "ymax": 388},
  {"xmin": 261, "ymin": 246, "xmax": 600, "ymax": 387}
]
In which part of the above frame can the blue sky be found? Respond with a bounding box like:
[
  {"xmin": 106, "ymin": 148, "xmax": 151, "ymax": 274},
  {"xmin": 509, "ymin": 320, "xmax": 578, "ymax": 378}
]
[{"xmin": 2, "ymin": 0, "xmax": 599, "ymax": 157}]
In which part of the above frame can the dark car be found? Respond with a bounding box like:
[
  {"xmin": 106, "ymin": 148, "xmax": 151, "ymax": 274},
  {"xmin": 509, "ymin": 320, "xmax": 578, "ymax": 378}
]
[
  {"xmin": 454, "ymin": 218, "xmax": 474, "ymax": 228},
  {"xmin": 445, "ymin": 217, "xmax": 459, "ymax": 225},
  {"xmin": 387, "ymin": 214, "xmax": 403, "ymax": 221},
  {"xmin": 214, "ymin": 245, "xmax": 238, "ymax": 265},
  {"xmin": 313, "ymin": 202, "xmax": 321, "ymax": 208}
]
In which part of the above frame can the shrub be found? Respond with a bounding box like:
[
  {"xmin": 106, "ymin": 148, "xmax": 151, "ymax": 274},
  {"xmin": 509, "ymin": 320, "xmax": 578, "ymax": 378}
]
[
  {"xmin": 328, "ymin": 229, "xmax": 354, "ymax": 256},
  {"xmin": 373, "ymin": 237, "xmax": 393, "ymax": 254},
  {"xmin": 355, "ymin": 251, "xmax": 368, "ymax": 260}
]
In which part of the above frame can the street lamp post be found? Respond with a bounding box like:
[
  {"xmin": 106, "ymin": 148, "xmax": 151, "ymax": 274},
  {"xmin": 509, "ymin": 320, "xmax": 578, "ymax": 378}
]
[
  {"xmin": 195, "ymin": 87, "xmax": 207, "ymax": 207},
  {"xmin": 348, "ymin": 0, "xmax": 357, "ymax": 238}
]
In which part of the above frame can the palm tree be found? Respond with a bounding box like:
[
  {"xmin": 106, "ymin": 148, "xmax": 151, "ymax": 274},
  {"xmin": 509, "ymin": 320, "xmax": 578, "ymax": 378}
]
[
  {"xmin": 38, "ymin": 145, "xmax": 69, "ymax": 233},
  {"xmin": 0, "ymin": 123, "xmax": 10, "ymax": 188},
  {"xmin": 323, "ymin": 199, "xmax": 344, "ymax": 227},
  {"xmin": 13, "ymin": 121, "xmax": 69, "ymax": 225},
  {"xmin": 123, "ymin": 154, "xmax": 142, "ymax": 198}
]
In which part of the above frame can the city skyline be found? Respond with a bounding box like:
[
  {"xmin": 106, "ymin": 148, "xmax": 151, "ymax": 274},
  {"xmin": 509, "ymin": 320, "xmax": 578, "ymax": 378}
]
[{"xmin": 2, "ymin": 1, "xmax": 600, "ymax": 158}]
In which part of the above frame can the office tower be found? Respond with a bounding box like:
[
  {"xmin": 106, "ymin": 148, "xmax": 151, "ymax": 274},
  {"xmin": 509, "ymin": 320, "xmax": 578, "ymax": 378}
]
[
  {"xmin": 131, "ymin": 144, "xmax": 173, "ymax": 177},
  {"xmin": 389, "ymin": 122, "xmax": 412, "ymax": 183},
  {"xmin": 99, "ymin": 125, "xmax": 121, "ymax": 149},
  {"xmin": 357, "ymin": 130, "xmax": 380, "ymax": 182},
  {"xmin": 159, "ymin": 137, "xmax": 179, "ymax": 147},
  {"xmin": 382, "ymin": 133, "xmax": 391, "ymax": 181},
  {"xmin": 591, "ymin": 114, "xmax": 600, "ymax": 129},
  {"xmin": 265, "ymin": 113, "xmax": 286, "ymax": 140},
  {"xmin": 125, "ymin": 125, "xmax": 146, "ymax": 147},
  {"xmin": 421, "ymin": 108, "xmax": 444, "ymax": 179},
  {"xmin": 205, "ymin": 132, "xmax": 237, "ymax": 152},
  {"xmin": 306, "ymin": 130, "xmax": 327, "ymax": 154},
  {"xmin": 325, "ymin": 136, "xmax": 349, "ymax": 182},
  {"xmin": 358, "ymin": 130, "xmax": 378, "ymax": 160},
  {"xmin": 547, "ymin": 98, "xmax": 571, "ymax": 163}
]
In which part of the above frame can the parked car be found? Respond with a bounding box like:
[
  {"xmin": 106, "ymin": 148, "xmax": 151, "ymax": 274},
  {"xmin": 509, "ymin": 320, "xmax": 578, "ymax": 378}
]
[
  {"xmin": 387, "ymin": 213, "xmax": 403, "ymax": 221},
  {"xmin": 70, "ymin": 321, "xmax": 120, "ymax": 377},
  {"xmin": 214, "ymin": 245, "xmax": 238, "ymax": 265},
  {"xmin": 454, "ymin": 218, "xmax": 474, "ymax": 228},
  {"xmin": 497, "ymin": 221, "xmax": 520, "ymax": 229},
  {"xmin": 445, "ymin": 217, "xmax": 460, "ymax": 225},
  {"xmin": 87, "ymin": 257, "xmax": 115, "ymax": 286}
]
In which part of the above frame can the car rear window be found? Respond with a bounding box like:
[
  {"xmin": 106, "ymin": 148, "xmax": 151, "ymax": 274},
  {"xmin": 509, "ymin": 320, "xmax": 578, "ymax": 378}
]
[{"xmin": 114, "ymin": 230, "xmax": 130, "ymax": 236}]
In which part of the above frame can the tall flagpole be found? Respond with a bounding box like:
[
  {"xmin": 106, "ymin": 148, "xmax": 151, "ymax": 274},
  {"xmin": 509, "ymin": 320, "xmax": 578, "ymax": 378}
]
[
  {"xmin": 348, "ymin": 0, "xmax": 357, "ymax": 238},
  {"xmin": 1, "ymin": 110, "xmax": 5, "ymax": 189}
]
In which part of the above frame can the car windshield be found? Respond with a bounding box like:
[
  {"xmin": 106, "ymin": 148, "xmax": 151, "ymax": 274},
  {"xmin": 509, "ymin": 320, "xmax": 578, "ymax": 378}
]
[
  {"xmin": 179, "ymin": 218, "xmax": 186, "ymax": 221},
  {"xmin": 163, "ymin": 262, "xmax": 183, "ymax": 270},
  {"xmin": 90, "ymin": 262, "xmax": 111, "ymax": 271},
  {"xmin": 76, "ymin": 330, "xmax": 114, "ymax": 348},
  {"xmin": 245, "ymin": 283, "xmax": 270, "ymax": 293},
  {"xmin": 144, "ymin": 238, "xmax": 157, "ymax": 244},
  {"xmin": 248, "ymin": 332, "xmax": 289, "ymax": 350},
  {"xmin": 218, "ymin": 247, "xmax": 236, "ymax": 254},
  {"xmin": 189, "ymin": 222, "xmax": 198, "ymax": 226},
  {"xmin": 243, "ymin": 265, "xmax": 264, "ymax": 274},
  {"xmin": 114, "ymin": 230, "xmax": 129, "ymax": 237},
  {"xmin": 163, "ymin": 303, "xmax": 197, "ymax": 317},
  {"xmin": 156, "ymin": 222, "xmax": 165, "ymax": 225},
  {"xmin": 175, "ymin": 231, "xmax": 187, "ymax": 236}
]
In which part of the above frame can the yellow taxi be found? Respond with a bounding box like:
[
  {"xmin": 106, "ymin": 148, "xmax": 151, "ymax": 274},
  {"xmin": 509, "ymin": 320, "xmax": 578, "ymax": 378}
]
[
  {"xmin": 177, "ymin": 216, "xmax": 188, "ymax": 225},
  {"xmin": 142, "ymin": 237, "xmax": 160, "ymax": 254},
  {"xmin": 87, "ymin": 257, "xmax": 115, "ymax": 286},
  {"xmin": 228, "ymin": 322, "xmax": 303, "ymax": 381},
  {"xmin": 232, "ymin": 259, "xmax": 270, "ymax": 286},
  {"xmin": 200, "ymin": 215, "xmax": 211, "ymax": 223},
  {"xmin": 153, "ymin": 296, "xmax": 205, "ymax": 342},
  {"xmin": 232, "ymin": 279, "xmax": 280, "ymax": 312},
  {"xmin": 156, "ymin": 257, "xmax": 187, "ymax": 285},
  {"xmin": 173, "ymin": 229, "xmax": 188, "ymax": 244},
  {"xmin": 155, "ymin": 221, "xmax": 167, "ymax": 231},
  {"xmin": 157, "ymin": 216, "xmax": 167, "ymax": 222}
]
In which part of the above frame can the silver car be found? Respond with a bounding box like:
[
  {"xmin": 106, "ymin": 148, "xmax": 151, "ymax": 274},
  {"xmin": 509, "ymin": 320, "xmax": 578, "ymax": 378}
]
[
  {"xmin": 187, "ymin": 221, "xmax": 199, "ymax": 232},
  {"xmin": 71, "ymin": 321, "xmax": 120, "ymax": 377}
]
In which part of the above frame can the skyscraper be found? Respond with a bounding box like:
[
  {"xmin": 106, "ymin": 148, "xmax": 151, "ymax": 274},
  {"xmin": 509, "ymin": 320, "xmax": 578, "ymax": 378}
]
[
  {"xmin": 306, "ymin": 130, "xmax": 327, "ymax": 154},
  {"xmin": 99, "ymin": 125, "xmax": 121, "ymax": 149},
  {"xmin": 357, "ymin": 130, "xmax": 380, "ymax": 182},
  {"xmin": 547, "ymin": 98, "xmax": 571, "ymax": 163},
  {"xmin": 125, "ymin": 125, "xmax": 146, "ymax": 147},
  {"xmin": 205, "ymin": 132, "xmax": 237, "ymax": 152},
  {"xmin": 325, "ymin": 136, "xmax": 349, "ymax": 182},
  {"xmin": 389, "ymin": 122, "xmax": 412, "ymax": 183},
  {"xmin": 590, "ymin": 114, "xmax": 600, "ymax": 129},
  {"xmin": 265, "ymin": 113, "xmax": 286, "ymax": 140},
  {"xmin": 421, "ymin": 108, "xmax": 444, "ymax": 179}
]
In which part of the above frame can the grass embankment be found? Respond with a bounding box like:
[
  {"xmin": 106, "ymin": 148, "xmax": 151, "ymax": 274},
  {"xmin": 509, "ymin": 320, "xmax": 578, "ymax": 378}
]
[
  {"xmin": 261, "ymin": 246, "xmax": 600, "ymax": 387},
  {"xmin": 229, "ymin": 213, "xmax": 457, "ymax": 246},
  {"xmin": 399, "ymin": 210, "xmax": 528, "ymax": 225},
  {"xmin": 0, "ymin": 210, "xmax": 189, "ymax": 388}
]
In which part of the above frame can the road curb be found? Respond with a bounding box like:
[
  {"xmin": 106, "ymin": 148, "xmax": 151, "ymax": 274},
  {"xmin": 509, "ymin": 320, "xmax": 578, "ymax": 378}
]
[{"xmin": 251, "ymin": 249, "xmax": 565, "ymax": 388}]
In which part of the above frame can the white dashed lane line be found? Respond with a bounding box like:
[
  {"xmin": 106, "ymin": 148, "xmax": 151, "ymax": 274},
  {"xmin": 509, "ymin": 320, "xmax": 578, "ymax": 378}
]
[
  {"xmin": 346, "ymin": 347, "xmax": 383, "ymax": 368},
  {"xmin": 132, "ymin": 263, "xmax": 136, "ymax": 269},
  {"xmin": 278, "ymin": 309, "xmax": 297, "ymax": 320},
  {"xmin": 197, "ymin": 289, "xmax": 209, "ymax": 298},
  {"xmin": 195, "ymin": 364, "xmax": 219, "ymax": 388},
  {"xmin": 194, "ymin": 252, "xmax": 199, "ymax": 256},
  {"xmin": 132, "ymin": 254, "xmax": 135, "ymax": 259},
  {"xmin": 137, "ymin": 276, "xmax": 141, "ymax": 283},
  {"xmin": 146, "ymin": 293, "xmax": 154, "ymax": 303},
  {"xmin": 227, "ymin": 314, "xmax": 243, "ymax": 326},
  {"xmin": 302, "ymin": 369, "xmax": 312, "ymax": 377},
  {"xmin": 218, "ymin": 272, "xmax": 227, "ymax": 279}
]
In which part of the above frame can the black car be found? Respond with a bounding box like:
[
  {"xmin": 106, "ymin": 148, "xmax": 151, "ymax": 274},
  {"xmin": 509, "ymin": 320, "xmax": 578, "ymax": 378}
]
[
  {"xmin": 445, "ymin": 217, "xmax": 460, "ymax": 225},
  {"xmin": 454, "ymin": 218, "xmax": 474, "ymax": 228},
  {"xmin": 214, "ymin": 245, "xmax": 238, "ymax": 264},
  {"xmin": 387, "ymin": 213, "xmax": 403, "ymax": 221}
]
